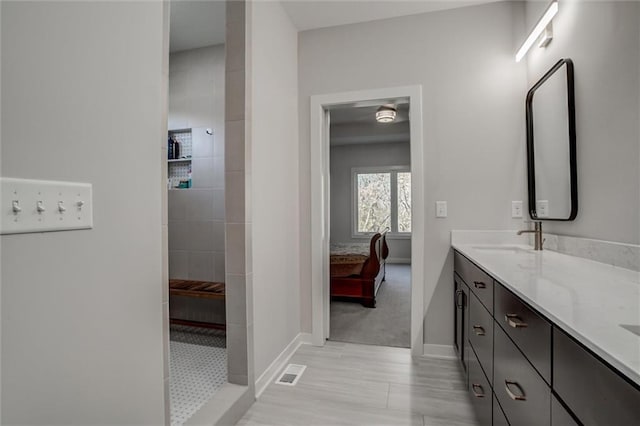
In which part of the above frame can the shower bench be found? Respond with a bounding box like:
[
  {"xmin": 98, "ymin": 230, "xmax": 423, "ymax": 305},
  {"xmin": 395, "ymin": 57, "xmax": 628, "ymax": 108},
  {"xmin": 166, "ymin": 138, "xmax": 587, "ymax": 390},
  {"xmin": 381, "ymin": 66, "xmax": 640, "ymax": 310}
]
[{"xmin": 169, "ymin": 279, "xmax": 226, "ymax": 331}]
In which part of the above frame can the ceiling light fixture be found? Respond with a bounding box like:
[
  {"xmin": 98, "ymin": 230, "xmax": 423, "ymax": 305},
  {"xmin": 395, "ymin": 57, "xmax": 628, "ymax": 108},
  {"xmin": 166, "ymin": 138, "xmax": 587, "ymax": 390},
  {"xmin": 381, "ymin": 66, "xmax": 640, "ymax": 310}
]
[
  {"xmin": 376, "ymin": 106, "xmax": 397, "ymax": 123},
  {"xmin": 515, "ymin": 0, "xmax": 558, "ymax": 62}
]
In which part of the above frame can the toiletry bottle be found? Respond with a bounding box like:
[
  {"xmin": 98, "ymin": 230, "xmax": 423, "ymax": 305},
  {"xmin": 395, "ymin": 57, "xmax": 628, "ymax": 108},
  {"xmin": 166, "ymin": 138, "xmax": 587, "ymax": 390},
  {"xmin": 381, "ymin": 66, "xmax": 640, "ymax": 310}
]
[
  {"xmin": 171, "ymin": 136, "xmax": 178, "ymax": 159},
  {"xmin": 168, "ymin": 136, "xmax": 174, "ymax": 160},
  {"xmin": 187, "ymin": 166, "xmax": 192, "ymax": 188},
  {"xmin": 174, "ymin": 139, "xmax": 180, "ymax": 159}
]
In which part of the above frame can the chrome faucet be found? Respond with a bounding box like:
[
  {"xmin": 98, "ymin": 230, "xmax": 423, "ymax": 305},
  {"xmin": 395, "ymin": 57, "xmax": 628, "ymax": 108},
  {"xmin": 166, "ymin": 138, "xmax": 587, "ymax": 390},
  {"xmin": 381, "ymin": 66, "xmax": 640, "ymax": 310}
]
[{"xmin": 517, "ymin": 222, "xmax": 544, "ymax": 250}]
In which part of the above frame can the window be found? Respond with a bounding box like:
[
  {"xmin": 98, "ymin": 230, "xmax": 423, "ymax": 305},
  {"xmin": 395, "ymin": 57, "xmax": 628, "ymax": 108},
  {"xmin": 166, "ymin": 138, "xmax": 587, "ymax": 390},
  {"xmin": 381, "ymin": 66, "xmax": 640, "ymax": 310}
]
[{"xmin": 353, "ymin": 167, "xmax": 411, "ymax": 235}]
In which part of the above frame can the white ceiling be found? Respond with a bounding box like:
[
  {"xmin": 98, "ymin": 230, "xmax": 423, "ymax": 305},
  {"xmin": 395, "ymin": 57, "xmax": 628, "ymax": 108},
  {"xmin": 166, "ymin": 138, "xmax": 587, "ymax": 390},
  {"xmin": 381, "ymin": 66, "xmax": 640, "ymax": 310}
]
[
  {"xmin": 169, "ymin": 0, "xmax": 501, "ymax": 53},
  {"xmin": 170, "ymin": 0, "xmax": 226, "ymax": 53},
  {"xmin": 331, "ymin": 103, "xmax": 410, "ymax": 125},
  {"xmin": 281, "ymin": 0, "xmax": 500, "ymax": 31},
  {"xmin": 330, "ymin": 103, "xmax": 410, "ymax": 146}
]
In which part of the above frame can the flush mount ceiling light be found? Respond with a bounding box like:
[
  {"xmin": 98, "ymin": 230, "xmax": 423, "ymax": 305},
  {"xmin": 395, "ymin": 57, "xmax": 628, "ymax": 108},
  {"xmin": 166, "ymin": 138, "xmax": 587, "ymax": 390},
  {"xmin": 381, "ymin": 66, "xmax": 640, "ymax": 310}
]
[
  {"xmin": 515, "ymin": 0, "xmax": 558, "ymax": 62},
  {"xmin": 376, "ymin": 106, "xmax": 397, "ymax": 123}
]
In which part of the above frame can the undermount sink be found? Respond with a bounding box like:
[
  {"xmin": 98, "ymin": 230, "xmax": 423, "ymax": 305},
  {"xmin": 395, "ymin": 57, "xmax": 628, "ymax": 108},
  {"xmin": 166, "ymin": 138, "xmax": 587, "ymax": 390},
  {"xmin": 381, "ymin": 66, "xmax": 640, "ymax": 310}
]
[{"xmin": 471, "ymin": 245, "xmax": 533, "ymax": 254}]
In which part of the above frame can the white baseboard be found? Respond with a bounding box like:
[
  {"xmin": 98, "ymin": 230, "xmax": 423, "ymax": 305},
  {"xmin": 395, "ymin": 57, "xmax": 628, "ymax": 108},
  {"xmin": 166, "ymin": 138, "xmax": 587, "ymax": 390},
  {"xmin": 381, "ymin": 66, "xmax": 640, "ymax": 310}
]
[
  {"xmin": 254, "ymin": 332, "xmax": 312, "ymax": 398},
  {"xmin": 423, "ymin": 343, "xmax": 456, "ymax": 359},
  {"xmin": 387, "ymin": 257, "xmax": 411, "ymax": 264}
]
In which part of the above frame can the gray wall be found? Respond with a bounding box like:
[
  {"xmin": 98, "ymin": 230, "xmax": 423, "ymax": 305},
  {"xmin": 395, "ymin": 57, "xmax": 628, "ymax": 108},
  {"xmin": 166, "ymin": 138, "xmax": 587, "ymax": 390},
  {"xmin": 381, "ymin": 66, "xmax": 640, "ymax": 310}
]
[
  {"xmin": 525, "ymin": 1, "xmax": 640, "ymax": 244},
  {"xmin": 1, "ymin": 1, "xmax": 167, "ymax": 423},
  {"xmin": 330, "ymin": 142, "xmax": 412, "ymax": 261},
  {"xmin": 298, "ymin": 1, "xmax": 528, "ymax": 343},
  {"xmin": 249, "ymin": 0, "xmax": 301, "ymax": 382},
  {"xmin": 168, "ymin": 46, "xmax": 226, "ymax": 284}
]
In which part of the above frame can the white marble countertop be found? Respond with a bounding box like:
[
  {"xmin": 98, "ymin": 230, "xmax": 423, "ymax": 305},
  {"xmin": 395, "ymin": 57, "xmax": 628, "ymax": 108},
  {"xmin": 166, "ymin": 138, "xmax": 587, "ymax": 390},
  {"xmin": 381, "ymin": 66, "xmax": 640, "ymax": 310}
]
[{"xmin": 451, "ymin": 231, "xmax": 640, "ymax": 386}]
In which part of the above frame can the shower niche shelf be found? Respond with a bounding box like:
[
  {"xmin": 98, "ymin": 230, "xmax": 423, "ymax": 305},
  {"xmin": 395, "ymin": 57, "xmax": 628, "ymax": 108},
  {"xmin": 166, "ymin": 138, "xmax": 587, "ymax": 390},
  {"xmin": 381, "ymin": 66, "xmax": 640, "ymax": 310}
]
[{"xmin": 168, "ymin": 128, "xmax": 193, "ymax": 189}]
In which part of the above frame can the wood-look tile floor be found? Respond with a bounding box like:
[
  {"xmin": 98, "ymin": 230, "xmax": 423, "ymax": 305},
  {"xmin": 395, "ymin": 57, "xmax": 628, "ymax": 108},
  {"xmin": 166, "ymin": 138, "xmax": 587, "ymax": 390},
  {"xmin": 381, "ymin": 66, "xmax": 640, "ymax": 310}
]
[{"xmin": 237, "ymin": 341, "xmax": 478, "ymax": 426}]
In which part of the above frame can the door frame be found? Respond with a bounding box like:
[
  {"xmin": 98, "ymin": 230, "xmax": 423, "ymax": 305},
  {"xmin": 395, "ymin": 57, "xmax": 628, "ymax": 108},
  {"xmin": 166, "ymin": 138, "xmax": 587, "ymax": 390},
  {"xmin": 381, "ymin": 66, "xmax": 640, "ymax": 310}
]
[{"xmin": 310, "ymin": 85, "xmax": 425, "ymax": 356}]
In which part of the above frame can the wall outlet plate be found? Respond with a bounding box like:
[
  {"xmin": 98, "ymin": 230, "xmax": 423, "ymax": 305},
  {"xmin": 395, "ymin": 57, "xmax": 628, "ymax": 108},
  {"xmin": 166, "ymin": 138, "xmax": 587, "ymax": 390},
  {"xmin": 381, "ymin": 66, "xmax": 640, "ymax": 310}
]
[
  {"xmin": 1, "ymin": 177, "xmax": 93, "ymax": 235},
  {"xmin": 512, "ymin": 201, "xmax": 523, "ymax": 218},
  {"xmin": 536, "ymin": 200, "xmax": 549, "ymax": 217}
]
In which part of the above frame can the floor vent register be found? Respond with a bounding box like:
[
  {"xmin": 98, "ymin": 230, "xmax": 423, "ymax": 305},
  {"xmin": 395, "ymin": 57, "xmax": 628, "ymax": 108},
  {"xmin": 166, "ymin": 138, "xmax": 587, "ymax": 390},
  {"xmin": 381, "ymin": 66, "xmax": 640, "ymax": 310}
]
[{"xmin": 275, "ymin": 364, "xmax": 307, "ymax": 386}]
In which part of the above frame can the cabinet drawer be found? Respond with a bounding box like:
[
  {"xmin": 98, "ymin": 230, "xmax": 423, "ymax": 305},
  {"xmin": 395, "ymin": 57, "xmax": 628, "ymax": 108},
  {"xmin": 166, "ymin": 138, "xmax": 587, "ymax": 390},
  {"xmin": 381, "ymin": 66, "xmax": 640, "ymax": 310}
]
[
  {"xmin": 454, "ymin": 251, "xmax": 493, "ymax": 313},
  {"xmin": 553, "ymin": 328, "xmax": 640, "ymax": 425},
  {"xmin": 493, "ymin": 395, "xmax": 509, "ymax": 426},
  {"xmin": 494, "ymin": 326, "xmax": 550, "ymax": 426},
  {"xmin": 495, "ymin": 283, "xmax": 551, "ymax": 383},
  {"xmin": 551, "ymin": 394, "xmax": 577, "ymax": 426},
  {"xmin": 469, "ymin": 291, "xmax": 493, "ymax": 383},
  {"xmin": 468, "ymin": 349, "xmax": 492, "ymax": 425}
]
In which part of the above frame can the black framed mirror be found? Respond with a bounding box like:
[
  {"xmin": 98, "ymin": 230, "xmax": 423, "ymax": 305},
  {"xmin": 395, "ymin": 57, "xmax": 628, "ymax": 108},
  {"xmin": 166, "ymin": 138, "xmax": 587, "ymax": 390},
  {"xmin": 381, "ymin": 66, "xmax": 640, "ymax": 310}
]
[{"xmin": 526, "ymin": 58, "xmax": 577, "ymax": 221}]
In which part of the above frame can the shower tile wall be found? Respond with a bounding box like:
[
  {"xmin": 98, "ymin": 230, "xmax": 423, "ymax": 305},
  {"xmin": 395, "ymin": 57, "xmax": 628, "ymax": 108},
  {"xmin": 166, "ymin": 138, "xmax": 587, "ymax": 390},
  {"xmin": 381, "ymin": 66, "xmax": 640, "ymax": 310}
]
[
  {"xmin": 168, "ymin": 129, "xmax": 225, "ymax": 283},
  {"xmin": 168, "ymin": 45, "xmax": 226, "ymax": 285},
  {"xmin": 168, "ymin": 131, "xmax": 226, "ymax": 324}
]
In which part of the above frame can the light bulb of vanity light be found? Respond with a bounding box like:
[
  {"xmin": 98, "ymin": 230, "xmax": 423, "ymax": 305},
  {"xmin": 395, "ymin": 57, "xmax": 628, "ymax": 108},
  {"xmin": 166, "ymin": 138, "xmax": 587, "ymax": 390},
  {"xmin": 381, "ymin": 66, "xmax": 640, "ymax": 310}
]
[
  {"xmin": 376, "ymin": 106, "xmax": 397, "ymax": 123},
  {"xmin": 515, "ymin": 0, "xmax": 559, "ymax": 62}
]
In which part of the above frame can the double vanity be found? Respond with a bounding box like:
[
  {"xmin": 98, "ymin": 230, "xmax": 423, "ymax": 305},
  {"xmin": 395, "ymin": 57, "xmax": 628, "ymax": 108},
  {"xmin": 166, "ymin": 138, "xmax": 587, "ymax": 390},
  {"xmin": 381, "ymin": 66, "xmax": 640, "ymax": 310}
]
[{"xmin": 452, "ymin": 232, "xmax": 640, "ymax": 425}]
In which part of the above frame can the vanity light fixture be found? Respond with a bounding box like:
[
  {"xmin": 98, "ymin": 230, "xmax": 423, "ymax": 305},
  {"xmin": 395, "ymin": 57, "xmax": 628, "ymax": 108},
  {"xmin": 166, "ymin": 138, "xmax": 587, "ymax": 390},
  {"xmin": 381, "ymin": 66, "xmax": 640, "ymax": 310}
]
[
  {"xmin": 376, "ymin": 106, "xmax": 397, "ymax": 123},
  {"xmin": 538, "ymin": 23, "xmax": 553, "ymax": 48},
  {"xmin": 515, "ymin": 0, "xmax": 558, "ymax": 62}
]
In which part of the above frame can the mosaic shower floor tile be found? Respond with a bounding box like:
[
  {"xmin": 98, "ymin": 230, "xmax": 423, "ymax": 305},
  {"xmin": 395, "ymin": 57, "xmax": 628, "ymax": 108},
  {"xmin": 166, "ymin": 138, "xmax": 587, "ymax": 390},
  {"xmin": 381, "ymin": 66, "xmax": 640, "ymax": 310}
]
[{"xmin": 170, "ymin": 325, "xmax": 227, "ymax": 426}]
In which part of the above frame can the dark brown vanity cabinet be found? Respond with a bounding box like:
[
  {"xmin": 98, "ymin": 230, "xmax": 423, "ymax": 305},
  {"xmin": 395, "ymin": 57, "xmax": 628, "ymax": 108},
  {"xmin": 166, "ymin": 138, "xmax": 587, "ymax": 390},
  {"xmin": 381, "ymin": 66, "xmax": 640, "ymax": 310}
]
[
  {"xmin": 494, "ymin": 325, "xmax": 550, "ymax": 425},
  {"xmin": 495, "ymin": 284, "xmax": 551, "ymax": 383},
  {"xmin": 468, "ymin": 348, "xmax": 492, "ymax": 425},
  {"xmin": 551, "ymin": 395, "xmax": 578, "ymax": 426},
  {"xmin": 453, "ymin": 249, "xmax": 640, "ymax": 426},
  {"xmin": 469, "ymin": 291, "xmax": 494, "ymax": 382},
  {"xmin": 493, "ymin": 396, "xmax": 509, "ymax": 426},
  {"xmin": 455, "ymin": 251, "xmax": 494, "ymax": 310},
  {"xmin": 553, "ymin": 328, "xmax": 640, "ymax": 425},
  {"xmin": 454, "ymin": 274, "xmax": 469, "ymax": 373}
]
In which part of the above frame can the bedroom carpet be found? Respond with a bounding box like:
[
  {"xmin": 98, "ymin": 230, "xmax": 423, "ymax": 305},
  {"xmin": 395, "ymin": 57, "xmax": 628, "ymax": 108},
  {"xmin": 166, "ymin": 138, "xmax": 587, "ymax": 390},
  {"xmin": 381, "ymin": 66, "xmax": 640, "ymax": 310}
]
[{"xmin": 330, "ymin": 264, "xmax": 411, "ymax": 348}]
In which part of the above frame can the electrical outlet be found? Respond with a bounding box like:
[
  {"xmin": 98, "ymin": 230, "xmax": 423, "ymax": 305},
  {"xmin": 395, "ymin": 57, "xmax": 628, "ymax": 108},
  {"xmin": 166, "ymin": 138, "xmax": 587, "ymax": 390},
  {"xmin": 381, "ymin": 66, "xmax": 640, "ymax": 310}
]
[
  {"xmin": 511, "ymin": 201, "xmax": 523, "ymax": 218},
  {"xmin": 436, "ymin": 201, "xmax": 447, "ymax": 218},
  {"xmin": 537, "ymin": 200, "xmax": 549, "ymax": 217}
]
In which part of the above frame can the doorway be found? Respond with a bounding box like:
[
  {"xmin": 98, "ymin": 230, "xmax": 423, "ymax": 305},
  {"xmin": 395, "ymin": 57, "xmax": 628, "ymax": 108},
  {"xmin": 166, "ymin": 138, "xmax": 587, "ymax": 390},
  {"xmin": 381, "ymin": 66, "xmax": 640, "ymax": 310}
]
[
  {"xmin": 328, "ymin": 103, "xmax": 412, "ymax": 348},
  {"xmin": 310, "ymin": 86, "xmax": 425, "ymax": 356},
  {"xmin": 166, "ymin": 1, "xmax": 228, "ymax": 425}
]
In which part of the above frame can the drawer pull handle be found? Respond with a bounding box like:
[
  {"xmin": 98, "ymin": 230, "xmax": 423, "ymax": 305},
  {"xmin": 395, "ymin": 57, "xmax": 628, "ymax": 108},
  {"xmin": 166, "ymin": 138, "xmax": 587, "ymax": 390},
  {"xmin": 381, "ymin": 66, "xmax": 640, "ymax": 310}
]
[
  {"xmin": 472, "ymin": 383, "xmax": 485, "ymax": 398},
  {"xmin": 455, "ymin": 290, "xmax": 464, "ymax": 309},
  {"xmin": 473, "ymin": 281, "xmax": 486, "ymax": 289},
  {"xmin": 472, "ymin": 325, "xmax": 485, "ymax": 336},
  {"xmin": 505, "ymin": 314, "xmax": 528, "ymax": 328},
  {"xmin": 505, "ymin": 380, "xmax": 526, "ymax": 401}
]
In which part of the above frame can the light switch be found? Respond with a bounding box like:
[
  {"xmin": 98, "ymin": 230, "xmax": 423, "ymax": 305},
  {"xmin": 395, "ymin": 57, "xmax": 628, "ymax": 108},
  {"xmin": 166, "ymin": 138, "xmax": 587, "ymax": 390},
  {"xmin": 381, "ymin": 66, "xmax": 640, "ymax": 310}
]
[
  {"xmin": 512, "ymin": 201, "xmax": 523, "ymax": 218},
  {"xmin": 1, "ymin": 178, "xmax": 93, "ymax": 234},
  {"xmin": 436, "ymin": 201, "xmax": 447, "ymax": 218},
  {"xmin": 11, "ymin": 200, "xmax": 22, "ymax": 214}
]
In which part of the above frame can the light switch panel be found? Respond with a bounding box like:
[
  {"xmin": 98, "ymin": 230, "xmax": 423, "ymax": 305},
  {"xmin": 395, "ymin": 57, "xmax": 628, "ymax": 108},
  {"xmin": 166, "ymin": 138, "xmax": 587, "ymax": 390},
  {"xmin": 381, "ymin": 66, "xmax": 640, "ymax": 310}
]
[
  {"xmin": 436, "ymin": 201, "xmax": 447, "ymax": 218},
  {"xmin": 1, "ymin": 178, "xmax": 93, "ymax": 235}
]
